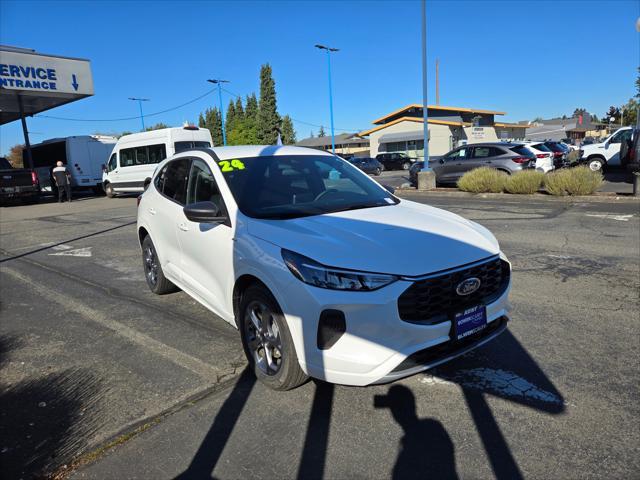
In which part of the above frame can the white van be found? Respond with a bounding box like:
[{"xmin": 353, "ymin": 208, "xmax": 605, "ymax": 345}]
[
  {"xmin": 28, "ymin": 135, "xmax": 117, "ymax": 193},
  {"xmin": 103, "ymin": 126, "xmax": 213, "ymax": 197},
  {"xmin": 580, "ymin": 127, "xmax": 633, "ymax": 171}
]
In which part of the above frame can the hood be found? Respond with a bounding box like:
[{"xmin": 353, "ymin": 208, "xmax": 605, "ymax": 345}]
[{"xmin": 247, "ymin": 199, "xmax": 500, "ymax": 276}]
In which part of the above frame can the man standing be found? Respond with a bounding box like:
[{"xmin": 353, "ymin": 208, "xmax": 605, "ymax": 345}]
[{"xmin": 52, "ymin": 161, "xmax": 72, "ymax": 202}]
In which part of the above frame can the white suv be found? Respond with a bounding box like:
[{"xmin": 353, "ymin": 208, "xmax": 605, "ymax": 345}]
[
  {"xmin": 580, "ymin": 127, "xmax": 633, "ymax": 171},
  {"xmin": 137, "ymin": 146, "xmax": 512, "ymax": 390}
]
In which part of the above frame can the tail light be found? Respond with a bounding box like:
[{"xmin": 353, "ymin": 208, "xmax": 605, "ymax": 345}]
[
  {"xmin": 511, "ymin": 157, "xmax": 529, "ymax": 164},
  {"xmin": 553, "ymin": 152, "xmax": 563, "ymax": 157},
  {"xmin": 137, "ymin": 195, "xmax": 142, "ymax": 207},
  {"xmin": 536, "ymin": 153, "xmax": 546, "ymax": 158},
  {"xmin": 31, "ymin": 171, "xmax": 39, "ymax": 185}
]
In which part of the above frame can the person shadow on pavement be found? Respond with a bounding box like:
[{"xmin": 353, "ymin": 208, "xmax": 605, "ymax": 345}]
[{"xmin": 375, "ymin": 385, "xmax": 458, "ymax": 480}]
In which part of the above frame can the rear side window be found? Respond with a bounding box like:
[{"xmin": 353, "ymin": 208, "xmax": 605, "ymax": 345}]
[
  {"xmin": 161, "ymin": 158, "xmax": 191, "ymax": 205},
  {"xmin": 510, "ymin": 146, "xmax": 535, "ymax": 158},
  {"xmin": 531, "ymin": 143, "xmax": 551, "ymax": 152},
  {"xmin": 472, "ymin": 147, "xmax": 504, "ymax": 158},
  {"xmin": 119, "ymin": 144, "xmax": 167, "ymax": 166},
  {"xmin": 175, "ymin": 141, "xmax": 211, "ymax": 153}
]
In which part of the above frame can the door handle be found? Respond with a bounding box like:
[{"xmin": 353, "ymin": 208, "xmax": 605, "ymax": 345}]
[
  {"xmin": 178, "ymin": 223, "xmax": 189, "ymax": 232},
  {"xmin": 148, "ymin": 208, "xmax": 156, "ymax": 215}
]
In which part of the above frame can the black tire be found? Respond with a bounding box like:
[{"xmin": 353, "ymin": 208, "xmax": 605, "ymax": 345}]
[
  {"xmin": 105, "ymin": 183, "xmax": 115, "ymax": 198},
  {"xmin": 239, "ymin": 285, "xmax": 308, "ymax": 391},
  {"xmin": 402, "ymin": 162, "xmax": 411, "ymax": 170},
  {"xmin": 141, "ymin": 235, "xmax": 178, "ymax": 295},
  {"xmin": 374, "ymin": 167, "xmax": 382, "ymax": 176},
  {"xmin": 587, "ymin": 157, "xmax": 604, "ymax": 172}
]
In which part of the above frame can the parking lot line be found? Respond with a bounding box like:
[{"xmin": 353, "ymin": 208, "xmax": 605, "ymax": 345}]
[{"xmin": 4, "ymin": 266, "xmax": 221, "ymax": 379}]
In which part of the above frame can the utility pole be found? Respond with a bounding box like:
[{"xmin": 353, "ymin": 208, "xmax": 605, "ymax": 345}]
[
  {"xmin": 128, "ymin": 97, "xmax": 150, "ymax": 131},
  {"xmin": 417, "ymin": 0, "xmax": 436, "ymax": 190},
  {"xmin": 207, "ymin": 79, "xmax": 230, "ymax": 146},
  {"xmin": 436, "ymin": 58, "xmax": 440, "ymax": 105},
  {"xmin": 315, "ymin": 44, "xmax": 339, "ymax": 154}
]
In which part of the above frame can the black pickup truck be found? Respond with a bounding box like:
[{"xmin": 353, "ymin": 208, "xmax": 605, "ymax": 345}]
[{"xmin": 0, "ymin": 157, "xmax": 40, "ymax": 205}]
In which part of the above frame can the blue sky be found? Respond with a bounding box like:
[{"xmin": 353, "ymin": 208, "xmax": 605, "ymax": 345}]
[{"xmin": 1, "ymin": 0, "xmax": 638, "ymax": 154}]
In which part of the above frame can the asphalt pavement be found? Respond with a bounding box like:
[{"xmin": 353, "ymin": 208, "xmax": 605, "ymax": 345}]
[{"xmin": 1, "ymin": 193, "xmax": 639, "ymax": 479}]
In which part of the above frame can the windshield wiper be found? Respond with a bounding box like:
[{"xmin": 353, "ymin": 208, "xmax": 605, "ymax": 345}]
[{"xmin": 326, "ymin": 202, "xmax": 390, "ymax": 214}]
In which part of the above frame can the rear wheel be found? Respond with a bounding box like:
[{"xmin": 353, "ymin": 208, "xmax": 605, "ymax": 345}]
[
  {"xmin": 141, "ymin": 235, "xmax": 177, "ymax": 294},
  {"xmin": 239, "ymin": 285, "xmax": 308, "ymax": 390},
  {"xmin": 105, "ymin": 183, "xmax": 115, "ymax": 198}
]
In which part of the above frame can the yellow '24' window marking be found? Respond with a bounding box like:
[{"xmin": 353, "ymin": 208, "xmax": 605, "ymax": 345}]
[{"xmin": 218, "ymin": 159, "xmax": 245, "ymax": 172}]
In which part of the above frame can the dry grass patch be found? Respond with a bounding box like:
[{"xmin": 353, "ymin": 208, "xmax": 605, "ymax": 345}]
[
  {"xmin": 457, "ymin": 167, "xmax": 507, "ymax": 193},
  {"xmin": 504, "ymin": 170, "xmax": 545, "ymax": 194}
]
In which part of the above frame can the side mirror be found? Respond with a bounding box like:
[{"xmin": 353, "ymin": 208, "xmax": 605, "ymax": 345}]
[
  {"xmin": 439, "ymin": 158, "xmax": 445, "ymax": 164},
  {"xmin": 143, "ymin": 178, "xmax": 151, "ymax": 191},
  {"xmin": 183, "ymin": 201, "xmax": 227, "ymax": 223},
  {"xmin": 101, "ymin": 164, "xmax": 107, "ymax": 172},
  {"xmin": 382, "ymin": 184, "xmax": 395, "ymax": 194}
]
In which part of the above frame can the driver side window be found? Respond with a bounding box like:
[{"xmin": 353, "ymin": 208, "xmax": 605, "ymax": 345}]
[
  {"xmin": 107, "ymin": 153, "xmax": 117, "ymax": 172},
  {"xmin": 446, "ymin": 147, "xmax": 468, "ymax": 160},
  {"xmin": 186, "ymin": 159, "xmax": 225, "ymax": 214}
]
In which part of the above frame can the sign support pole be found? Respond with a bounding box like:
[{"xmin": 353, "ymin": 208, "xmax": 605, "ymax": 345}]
[{"xmin": 17, "ymin": 94, "xmax": 33, "ymax": 169}]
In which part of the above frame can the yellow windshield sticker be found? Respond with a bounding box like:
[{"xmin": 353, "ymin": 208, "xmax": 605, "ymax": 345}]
[{"xmin": 218, "ymin": 159, "xmax": 245, "ymax": 172}]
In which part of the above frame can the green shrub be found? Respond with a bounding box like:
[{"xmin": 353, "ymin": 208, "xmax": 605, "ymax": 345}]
[
  {"xmin": 566, "ymin": 149, "xmax": 581, "ymax": 164},
  {"xmin": 544, "ymin": 166, "xmax": 603, "ymax": 196},
  {"xmin": 504, "ymin": 170, "xmax": 545, "ymax": 194},
  {"xmin": 457, "ymin": 167, "xmax": 507, "ymax": 193}
]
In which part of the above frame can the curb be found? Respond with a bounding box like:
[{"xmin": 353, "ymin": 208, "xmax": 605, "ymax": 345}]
[{"xmin": 396, "ymin": 189, "xmax": 640, "ymax": 203}]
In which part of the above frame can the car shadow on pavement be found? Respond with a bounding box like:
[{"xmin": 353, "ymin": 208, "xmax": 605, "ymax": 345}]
[{"xmin": 0, "ymin": 334, "xmax": 106, "ymax": 479}]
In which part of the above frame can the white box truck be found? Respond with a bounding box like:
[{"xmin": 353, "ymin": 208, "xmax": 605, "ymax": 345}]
[{"xmin": 26, "ymin": 135, "xmax": 117, "ymax": 193}]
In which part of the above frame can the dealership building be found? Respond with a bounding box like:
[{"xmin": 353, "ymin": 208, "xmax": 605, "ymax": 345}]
[{"xmin": 359, "ymin": 104, "xmax": 527, "ymax": 158}]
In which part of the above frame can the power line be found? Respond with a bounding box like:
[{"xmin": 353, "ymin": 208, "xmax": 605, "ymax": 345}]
[
  {"xmin": 36, "ymin": 89, "xmax": 216, "ymax": 122},
  {"xmin": 221, "ymin": 87, "xmax": 363, "ymax": 133}
]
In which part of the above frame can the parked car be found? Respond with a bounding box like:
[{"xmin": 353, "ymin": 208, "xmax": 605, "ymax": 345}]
[
  {"xmin": 579, "ymin": 127, "xmax": 633, "ymax": 172},
  {"xmin": 348, "ymin": 157, "xmax": 383, "ymax": 176},
  {"xmin": 0, "ymin": 157, "xmax": 40, "ymax": 205},
  {"xmin": 375, "ymin": 152, "xmax": 419, "ymax": 171},
  {"xmin": 522, "ymin": 142, "xmax": 555, "ymax": 173},
  {"xmin": 410, "ymin": 143, "xmax": 536, "ymax": 186},
  {"xmin": 542, "ymin": 141, "xmax": 569, "ymax": 168},
  {"xmin": 137, "ymin": 145, "xmax": 512, "ymax": 390}
]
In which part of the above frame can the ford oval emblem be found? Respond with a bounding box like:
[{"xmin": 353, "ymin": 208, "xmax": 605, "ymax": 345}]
[{"xmin": 456, "ymin": 277, "xmax": 481, "ymax": 296}]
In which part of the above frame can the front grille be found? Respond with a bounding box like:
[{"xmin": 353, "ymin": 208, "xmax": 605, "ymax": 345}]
[{"xmin": 398, "ymin": 257, "xmax": 510, "ymax": 323}]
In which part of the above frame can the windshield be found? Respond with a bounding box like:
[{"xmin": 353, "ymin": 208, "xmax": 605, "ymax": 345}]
[
  {"xmin": 217, "ymin": 154, "xmax": 399, "ymax": 219},
  {"xmin": 531, "ymin": 143, "xmax": 552, "ymax": 152},
  {"xmin": 509, "ymin": 146, "xmax": 536, "ymax": 158}
]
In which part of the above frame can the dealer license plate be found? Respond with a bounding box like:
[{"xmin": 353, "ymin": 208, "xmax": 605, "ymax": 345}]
[{"xmin": 454, "ymin": 305, "xmax": 487, "ymax": 341}]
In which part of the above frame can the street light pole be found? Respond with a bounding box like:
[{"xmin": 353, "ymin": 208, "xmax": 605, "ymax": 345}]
[
  {"xmin": 421, "ymin": 0, "xmax": 431, "ymax": 172},
  {"xmin": 128, "ymin": 97, "xmax": 150, "ymax": 131},
  {"xmin": 315, "ymin": 44, "xmax": 339, "ymax": 154},
  {"xmin": 207, "ymin": 79, "xmax": 230, "ymax": 146}
]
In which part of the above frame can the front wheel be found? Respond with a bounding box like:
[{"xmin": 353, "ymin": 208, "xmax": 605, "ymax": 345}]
[
  {"xmin": 587, "ymin": 158, "xmax": 603, "ymax": 172},
  {"xmin": 239, "ymin": 285, "xmax": 308, "ymax": 390},
  {"xmin": 105, "ymin": 183, "xmax": 115, "ymax": 198},
  {"xmin": 402, "ymin": 162, "xmax": 411, "ymax": 170},
  {"xmin": 374, "ymin": 167, "xmax": 382, "ymax": 176}
]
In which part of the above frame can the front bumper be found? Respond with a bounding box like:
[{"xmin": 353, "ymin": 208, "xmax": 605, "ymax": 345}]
[{"xmin": 278, "ymin": 259, "xmax": 512, "ymax": 386}]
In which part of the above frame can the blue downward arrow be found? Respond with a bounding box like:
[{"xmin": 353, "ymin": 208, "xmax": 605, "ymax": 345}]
[{"xmin": 71, "ymin": 74, "xmax": 79, "ymax": 91}]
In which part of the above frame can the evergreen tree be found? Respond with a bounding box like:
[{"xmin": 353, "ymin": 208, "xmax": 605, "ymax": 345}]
[
  {"xmin": 572, "ymin": 108, "xmax": 587, "ymax": 118},
  {"xmin": 310, "ymin": 130, "xmax": 315, "ymax": 138},
  {"xmin": 199, "ymin": 107, "xmax": 223, "ymax": 146},
  {"xmin": 318, "ymin": 126, "xmax": 326, "ymax": 137},
  {"xmin": 281, "ymin": 115, "xmax": 296, "ymax": 144},
  {"xmin": 225, "ymin": 100, "xmax": 236, "ymax": 139},
  {"xmin": 235, "ymin": 97, "xmax": 244, "ymax": 118},
  {"xmin": 244, "ymin": 93, "xmax": 259, "ymax": 144},
  {"xmin": 257, "ymin": 63, "xmax": 281, "ymax": 144},
  {"xmin": 145, "ymin": 122, "xmax": 170, "ymax": 131}
]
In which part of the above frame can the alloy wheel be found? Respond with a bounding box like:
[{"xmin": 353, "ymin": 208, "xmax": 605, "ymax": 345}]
[
  {"xmin": 143, "ymin": 244, "xmax": 158, "ymax": 287},
  {"xmin": 244, "ymin": 300, "xmax": 283, "ymax": 376}
]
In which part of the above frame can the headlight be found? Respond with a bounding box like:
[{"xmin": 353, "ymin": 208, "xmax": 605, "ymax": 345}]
[{"xmin": 281, "ymin": 249, "xmax": 398, "ymax": 291}]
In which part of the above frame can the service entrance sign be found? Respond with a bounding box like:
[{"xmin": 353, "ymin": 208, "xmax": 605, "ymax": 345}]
[
  {"xmin": 0, "ymin": 46, "xmax": 94, "ymax": 125},
  {"xmin": 0, "ymin": 49, "xmax": 93, "ymax": 96}
]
